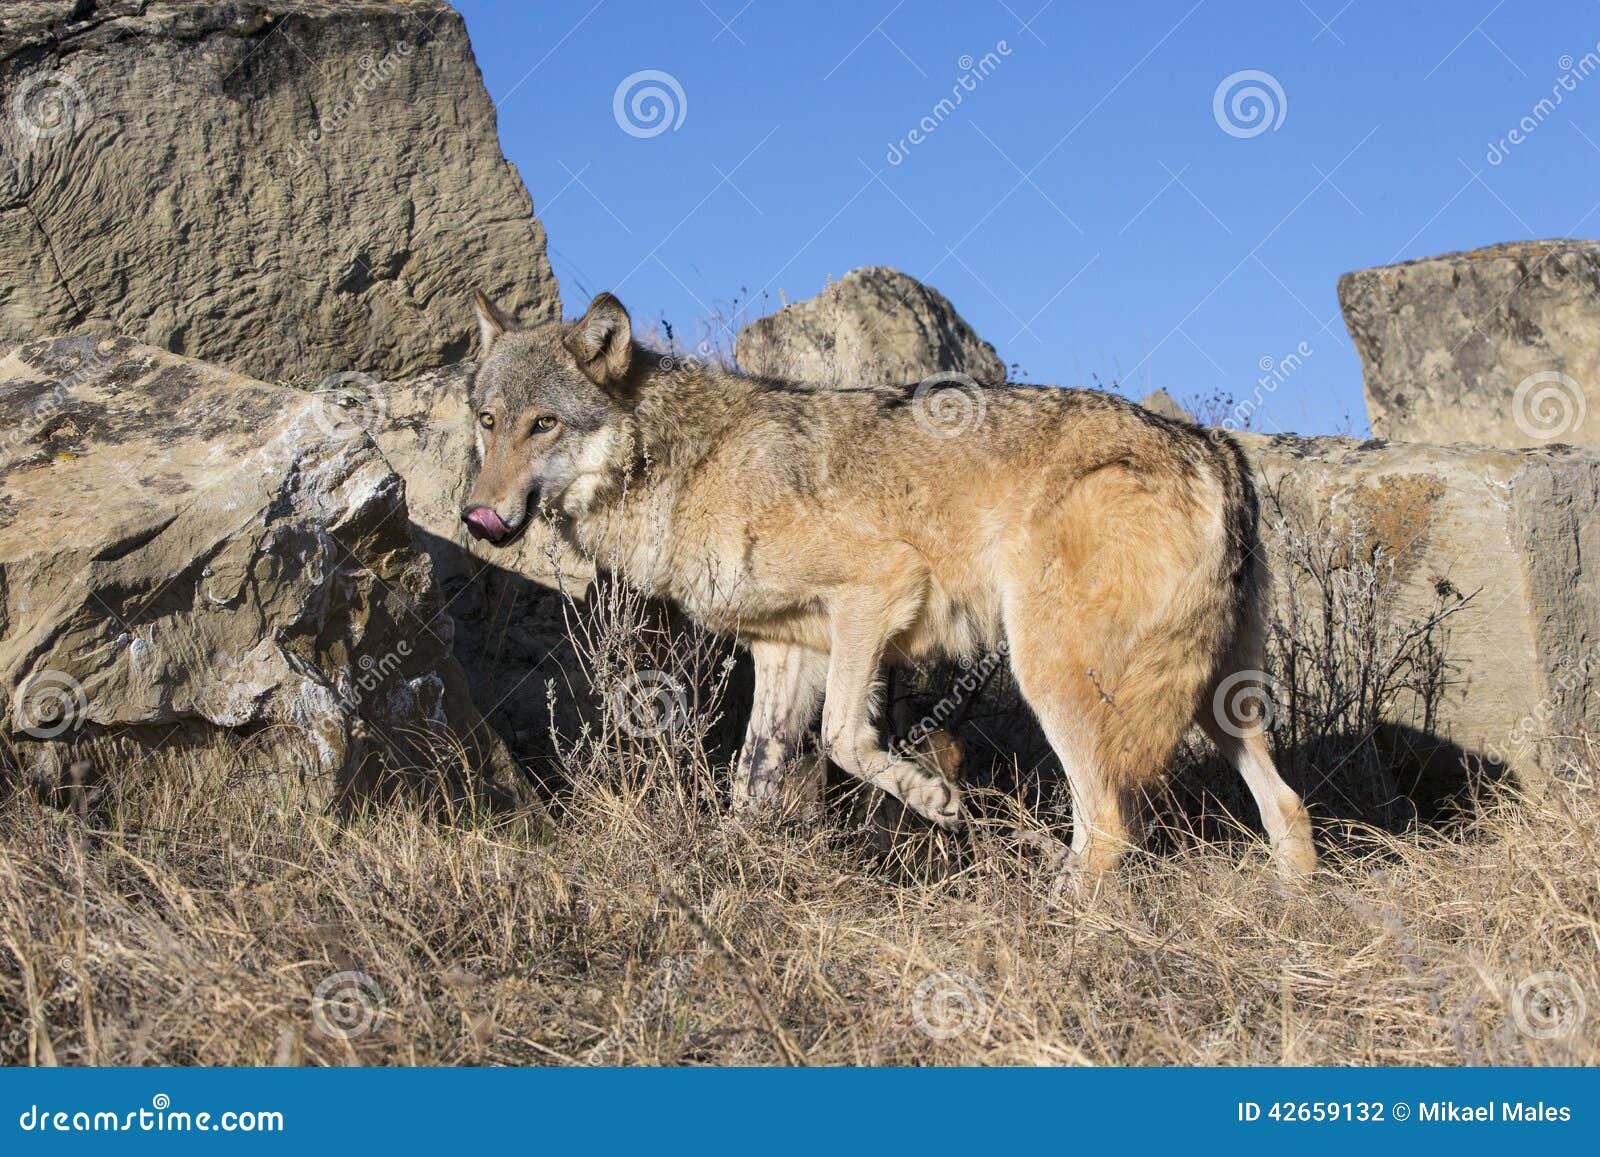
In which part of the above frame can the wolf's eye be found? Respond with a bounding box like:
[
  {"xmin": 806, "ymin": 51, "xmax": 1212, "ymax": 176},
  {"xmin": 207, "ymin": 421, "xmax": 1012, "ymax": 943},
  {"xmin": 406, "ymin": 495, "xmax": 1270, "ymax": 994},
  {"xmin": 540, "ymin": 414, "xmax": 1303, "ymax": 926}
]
[
  {"xmin": 533, "ymin": 415, "xmax": 558, "ymax": 433},
  {"xmin": 478, "ymin": 412, "xmax": 495, "ymax": 430}
]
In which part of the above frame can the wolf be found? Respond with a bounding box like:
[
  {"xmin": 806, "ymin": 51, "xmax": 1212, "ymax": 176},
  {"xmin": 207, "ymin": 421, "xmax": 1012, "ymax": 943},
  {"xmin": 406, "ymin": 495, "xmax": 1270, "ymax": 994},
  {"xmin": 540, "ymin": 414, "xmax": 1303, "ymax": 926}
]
[{"xmin": 460, "ymin": 290, "xmax": 1317, "ymax": 877}]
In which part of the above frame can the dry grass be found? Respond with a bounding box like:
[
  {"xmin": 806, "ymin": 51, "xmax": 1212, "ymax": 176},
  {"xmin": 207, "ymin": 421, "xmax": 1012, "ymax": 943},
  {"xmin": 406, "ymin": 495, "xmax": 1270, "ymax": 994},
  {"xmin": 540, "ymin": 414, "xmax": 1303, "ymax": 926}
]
[{"xmin": 2, "ymin": 736, "xmax": 1596, "ymax": 1066}]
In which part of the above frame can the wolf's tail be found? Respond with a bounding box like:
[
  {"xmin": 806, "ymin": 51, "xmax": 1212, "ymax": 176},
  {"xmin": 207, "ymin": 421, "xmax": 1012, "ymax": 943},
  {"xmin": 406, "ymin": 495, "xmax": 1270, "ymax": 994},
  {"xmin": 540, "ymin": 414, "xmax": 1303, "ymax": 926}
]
[{"xmin": 1084, "ymin": 428, "xmax": 1267, "ymax": 794}]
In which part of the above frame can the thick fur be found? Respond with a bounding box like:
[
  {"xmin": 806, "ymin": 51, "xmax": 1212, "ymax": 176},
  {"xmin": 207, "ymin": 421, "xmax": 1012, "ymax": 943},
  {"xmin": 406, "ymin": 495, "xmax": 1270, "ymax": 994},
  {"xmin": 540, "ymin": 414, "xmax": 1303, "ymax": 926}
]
[{"xmin": 464, "ymin": 293, "xmax": 1316, "ymax": 877}]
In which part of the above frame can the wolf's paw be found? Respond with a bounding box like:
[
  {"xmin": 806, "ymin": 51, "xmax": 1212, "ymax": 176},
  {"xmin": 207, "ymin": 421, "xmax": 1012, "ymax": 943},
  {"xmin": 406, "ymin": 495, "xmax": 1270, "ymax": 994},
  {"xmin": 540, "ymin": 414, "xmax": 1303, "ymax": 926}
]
[
  {"xmin": 1273, "ymin": 831, "xmax": 1318, "ymax": 880},
  {"xmin": 901, "ymin": 771, "xmax": 963, "ymax": 831}
]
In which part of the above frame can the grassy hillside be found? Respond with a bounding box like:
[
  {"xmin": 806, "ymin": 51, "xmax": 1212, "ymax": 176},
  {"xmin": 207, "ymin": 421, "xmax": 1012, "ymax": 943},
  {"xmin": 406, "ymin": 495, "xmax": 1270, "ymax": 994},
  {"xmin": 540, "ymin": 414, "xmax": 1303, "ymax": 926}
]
[{"xmin": 2, "ymin": 741, "xmax": 1594, "ymax": 1066}]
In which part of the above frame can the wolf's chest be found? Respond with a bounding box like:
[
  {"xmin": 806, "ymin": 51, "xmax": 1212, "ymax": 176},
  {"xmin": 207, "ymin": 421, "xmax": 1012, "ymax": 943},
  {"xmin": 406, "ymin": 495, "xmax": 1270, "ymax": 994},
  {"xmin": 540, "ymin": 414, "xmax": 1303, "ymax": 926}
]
[{"xmin": 664, "ymin": 542, "xmax": 785, "ymax": 624}]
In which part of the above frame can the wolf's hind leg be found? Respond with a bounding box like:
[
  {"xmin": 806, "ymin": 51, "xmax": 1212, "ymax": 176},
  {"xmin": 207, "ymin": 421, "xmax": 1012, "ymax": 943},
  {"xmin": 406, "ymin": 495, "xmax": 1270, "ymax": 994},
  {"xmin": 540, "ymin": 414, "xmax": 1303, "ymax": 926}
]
[
  {"xmin": 819, "ymin": 609, "xmax": 962, "ymax": 830},
  {"xmin": 1200, "ymin": 605, "xmax": 1317, "ymax": 877},
  {"xmin": 734, "ymin": 641, "xmax": 828, "ymax": 818},
  {"xmin": 1005, "ymin": 594, "xmax": 1200, "ymax": 876},
  {"xmin": 1197, "ymin": 708, "xmax": 1317, "ymax": 878},
  {"xmin": 1012, "ymin": 674, "xmax": 1133, "ymax": 875}
]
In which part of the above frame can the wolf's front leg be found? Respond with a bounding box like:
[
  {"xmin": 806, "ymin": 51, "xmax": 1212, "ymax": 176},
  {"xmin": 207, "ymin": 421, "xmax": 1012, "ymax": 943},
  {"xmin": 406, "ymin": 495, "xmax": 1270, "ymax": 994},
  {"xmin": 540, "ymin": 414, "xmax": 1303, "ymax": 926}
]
[
  {"xmin": 733, "ymin": 641, "xmax": 829, "ymax": 819},
  {"xmin": 819, "ymin": 615, "xmax": 962, "ymax": 830}
]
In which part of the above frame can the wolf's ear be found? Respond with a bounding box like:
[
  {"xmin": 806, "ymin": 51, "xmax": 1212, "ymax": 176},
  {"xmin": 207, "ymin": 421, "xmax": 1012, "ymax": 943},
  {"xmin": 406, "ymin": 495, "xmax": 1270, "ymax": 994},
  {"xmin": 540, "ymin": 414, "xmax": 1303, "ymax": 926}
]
[
  {"xmin": 473, "ymin": 290, "xmax": 513, "ymax": 357},
  {"xmin": 563, "ymin": 292, "xmax": 633, "ymax": 390}
]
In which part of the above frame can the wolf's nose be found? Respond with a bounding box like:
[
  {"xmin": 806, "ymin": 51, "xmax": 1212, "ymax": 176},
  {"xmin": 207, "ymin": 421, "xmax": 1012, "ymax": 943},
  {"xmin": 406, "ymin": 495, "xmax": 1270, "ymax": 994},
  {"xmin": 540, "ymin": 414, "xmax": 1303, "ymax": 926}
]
[{"xmin": 461, "ymin": 505, "xmax": 510, "ymax": 542}]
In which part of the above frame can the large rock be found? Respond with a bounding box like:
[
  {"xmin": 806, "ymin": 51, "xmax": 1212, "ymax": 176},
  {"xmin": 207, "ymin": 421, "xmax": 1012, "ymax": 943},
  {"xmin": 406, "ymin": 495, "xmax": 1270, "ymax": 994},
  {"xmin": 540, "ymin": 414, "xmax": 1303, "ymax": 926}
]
[
  {"xmin": 0, "ymin": 0, "xmax": 559, "ymax": 381},
  {"xmin": 1139, "ymin": 388, "xmax": 1195, "ymax": 422},
  {"xmin": 735, "ymin": 267, "xmax": 1006, "ymax": 386},
  {"xmin": 1339, "ymin": 241, "xmax": 1600, "ymax": 448},
  {"xmin": 0, "ymin": 334, "xmax": 544, "ymax": 819},
  {"xmin": 1244, "ymin": 432, "xmax": 1600, "ymax": 791}
]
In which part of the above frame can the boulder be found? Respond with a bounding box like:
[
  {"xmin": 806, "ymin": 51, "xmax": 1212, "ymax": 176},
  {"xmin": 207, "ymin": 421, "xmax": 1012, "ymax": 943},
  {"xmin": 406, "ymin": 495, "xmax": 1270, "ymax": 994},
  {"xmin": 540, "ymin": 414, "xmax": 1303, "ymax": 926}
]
[
  {"xmin": 735, "ymin": 266, "xmax": 1006, "ymax": 386},
  {"xmin": 0, "ymin": 334, "xmax": 544, "ymax": 820},
  {"xmin": 1139, "ymin": 388, "xmax": 1195, "ymax": 422},
  {"xmin": 1244, "ymin": 433, "xmax": 1599, "ymax": 799},
  {"xmin": 1339, "ymin": 241, "xmax": 1600, "ymax": 448},
  {"xmin": 0, "ymin": 0, "xmax": 559, "ymax": 381}
]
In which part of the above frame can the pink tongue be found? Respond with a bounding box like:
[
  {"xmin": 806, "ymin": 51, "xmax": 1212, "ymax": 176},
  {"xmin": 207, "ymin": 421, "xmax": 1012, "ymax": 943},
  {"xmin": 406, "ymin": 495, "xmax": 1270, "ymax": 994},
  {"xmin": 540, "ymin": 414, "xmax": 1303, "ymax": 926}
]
[{"xmin": 464, "ymin": 507, "xmax": 510, "ymax": 541}]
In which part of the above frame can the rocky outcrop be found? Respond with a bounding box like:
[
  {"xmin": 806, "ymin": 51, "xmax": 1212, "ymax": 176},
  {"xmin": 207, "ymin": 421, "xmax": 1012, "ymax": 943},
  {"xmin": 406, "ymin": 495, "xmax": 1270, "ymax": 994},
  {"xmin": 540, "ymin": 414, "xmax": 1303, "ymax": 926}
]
[
  {"xmin": 1339, "ymin": 241, "xmax": 1600, "ymax": 448},
  {"xmin": 0, "ymin": 334, "xmax": 544, "ymax": 820},
  {"xmin": 1139, "ymin": 388, "xmax": 1195, "ymax": 422},
  {"xmin": 0, "ymin": 0, "xmax": 559, "ymax": 382},
  {"xmin": 735, "ymin": 267, "xmax": 1005, "ymax": 386},
  {"xmin": 1241, "ymin": 432, "xmax": 1600, "ymax": 793}
]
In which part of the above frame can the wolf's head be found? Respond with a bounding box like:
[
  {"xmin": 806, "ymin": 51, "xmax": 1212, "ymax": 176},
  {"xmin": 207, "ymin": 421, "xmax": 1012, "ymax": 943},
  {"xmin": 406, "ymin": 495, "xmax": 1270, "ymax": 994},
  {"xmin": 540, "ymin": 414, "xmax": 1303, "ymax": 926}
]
[{"xmin": 460, "ymin": 291, "xmax": 639, "ymax": 546}]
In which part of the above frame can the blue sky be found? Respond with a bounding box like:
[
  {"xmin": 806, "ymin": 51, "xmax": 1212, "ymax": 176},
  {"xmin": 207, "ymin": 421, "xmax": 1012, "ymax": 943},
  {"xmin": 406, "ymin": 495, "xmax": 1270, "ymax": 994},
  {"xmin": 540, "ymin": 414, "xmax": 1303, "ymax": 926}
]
[{"xmin": 454, "ymin": 0, "xmax": 1600, "ymax": 436}]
